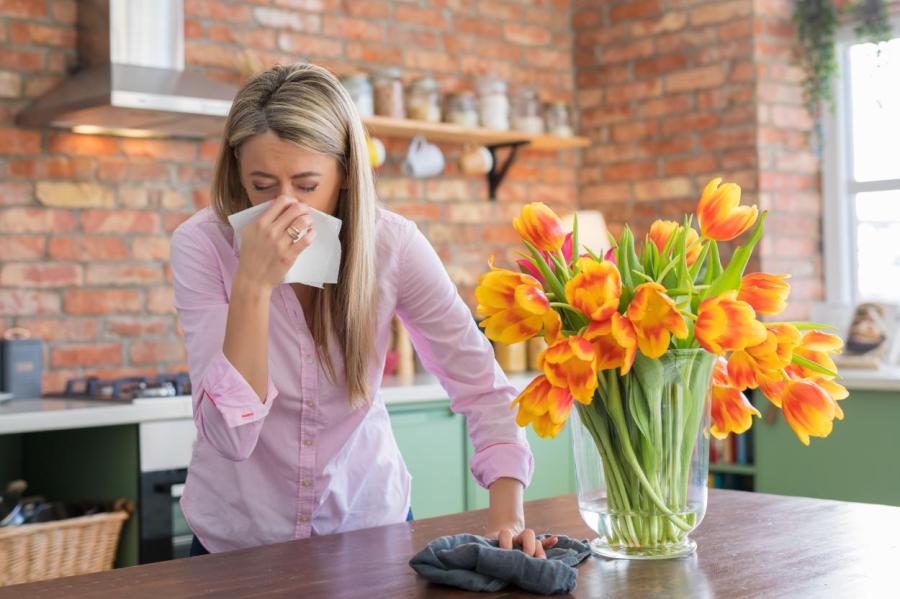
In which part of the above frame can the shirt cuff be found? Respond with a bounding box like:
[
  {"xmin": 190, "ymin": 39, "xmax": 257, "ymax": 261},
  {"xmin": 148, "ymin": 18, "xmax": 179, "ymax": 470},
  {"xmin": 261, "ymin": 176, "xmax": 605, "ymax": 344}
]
[
  {"xmin": 470, "ymin": 442, "xmax": 534, "ymax": 490},
  {"xmin": 198, "ymin": 350, "xmax": 278, "ymax": 428}
]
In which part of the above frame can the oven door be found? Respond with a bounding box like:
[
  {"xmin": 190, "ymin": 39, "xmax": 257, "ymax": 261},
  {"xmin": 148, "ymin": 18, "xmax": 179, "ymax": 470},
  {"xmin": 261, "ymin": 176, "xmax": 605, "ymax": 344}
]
[{"xmin": 139, "ymin": 469, "xmax": 192, "ymax": 563}]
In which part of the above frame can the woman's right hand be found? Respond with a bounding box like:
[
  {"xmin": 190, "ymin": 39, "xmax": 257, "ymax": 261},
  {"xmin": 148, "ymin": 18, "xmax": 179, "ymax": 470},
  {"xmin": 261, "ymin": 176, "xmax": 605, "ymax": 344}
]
[{"xmin": 234, "ymin": 195, "xmax": 316, "ymax": 290}]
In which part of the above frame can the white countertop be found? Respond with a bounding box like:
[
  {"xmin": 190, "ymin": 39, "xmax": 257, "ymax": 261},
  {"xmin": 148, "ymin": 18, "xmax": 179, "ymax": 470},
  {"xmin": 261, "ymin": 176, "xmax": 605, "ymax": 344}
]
[
  {"xmin": 1, "ymin": 367, "xmax": 897, "ymax": 436},
  {"xmin": 0, "ymin": 372, "xmax": 538, "ymax": 436}
]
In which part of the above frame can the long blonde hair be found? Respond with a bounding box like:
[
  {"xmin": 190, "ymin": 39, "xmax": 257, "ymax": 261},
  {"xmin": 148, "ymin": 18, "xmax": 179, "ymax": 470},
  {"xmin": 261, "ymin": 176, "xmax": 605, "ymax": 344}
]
[{"xmin": 211, "ymin": 63, "xmax": 377, "ymax": 407}]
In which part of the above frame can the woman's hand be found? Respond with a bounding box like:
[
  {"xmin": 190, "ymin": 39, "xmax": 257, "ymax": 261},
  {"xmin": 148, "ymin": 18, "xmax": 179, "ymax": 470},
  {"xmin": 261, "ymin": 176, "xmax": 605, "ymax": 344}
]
[
  {"xmin": 234, "ymin": 195, "xmax": 316, "ymax": 290},
  {"xmin": 485, "ymin": 477, "xmax": 559, "ymax": 559}
]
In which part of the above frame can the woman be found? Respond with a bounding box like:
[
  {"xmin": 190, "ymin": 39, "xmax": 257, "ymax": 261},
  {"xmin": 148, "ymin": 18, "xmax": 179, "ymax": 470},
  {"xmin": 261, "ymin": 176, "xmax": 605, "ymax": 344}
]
[{"xmin": 171, "ymin": 64, "xmax": 556, "ymax": 558}]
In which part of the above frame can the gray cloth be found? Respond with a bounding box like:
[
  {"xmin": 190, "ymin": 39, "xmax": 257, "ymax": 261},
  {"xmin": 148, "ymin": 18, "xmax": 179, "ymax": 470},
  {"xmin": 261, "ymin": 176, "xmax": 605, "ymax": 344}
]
[{"xmin": 409, "ymin": 533, "xmax": 592, "ymax": 595}]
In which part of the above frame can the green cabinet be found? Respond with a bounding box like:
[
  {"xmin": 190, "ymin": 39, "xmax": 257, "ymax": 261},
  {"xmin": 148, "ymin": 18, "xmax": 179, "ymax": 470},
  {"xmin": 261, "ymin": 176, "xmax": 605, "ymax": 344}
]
[
  {"xmin": 387, "ymin": 401, "xmax": 467, "ymax": 518},
  {"xmin": 388, "ymin": 400, "xmax": 576, "ymax": 518},
  {"xmin": 755, "ymin": 389, "xmax": 900, "ymax": 506}
]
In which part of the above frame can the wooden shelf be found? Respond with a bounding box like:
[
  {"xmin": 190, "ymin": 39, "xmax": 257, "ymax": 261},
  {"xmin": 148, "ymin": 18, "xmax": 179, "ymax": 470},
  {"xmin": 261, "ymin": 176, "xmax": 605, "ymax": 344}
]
[
  {"xmin": 362, "ymin": 115, "xmax": 590, "ymax": 151},
  {"xmin": 710, "ymin": 463, "xmax": 756, "ymax": 476}
]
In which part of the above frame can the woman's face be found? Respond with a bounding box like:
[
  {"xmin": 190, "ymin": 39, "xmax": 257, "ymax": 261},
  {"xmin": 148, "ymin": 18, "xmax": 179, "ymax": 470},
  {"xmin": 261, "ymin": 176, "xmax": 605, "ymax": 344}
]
[{"xmin": 238, "ymin": 130, "xmax": 343, "ymax": 215}]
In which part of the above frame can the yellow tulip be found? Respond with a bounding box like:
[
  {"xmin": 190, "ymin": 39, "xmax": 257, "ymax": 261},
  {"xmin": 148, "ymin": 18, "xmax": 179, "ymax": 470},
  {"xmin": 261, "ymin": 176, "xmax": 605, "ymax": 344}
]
[
  {"xmin": 512, "ymin": 375, "xmax": 575, "ymax": 439},
  {"xmin": 710, "ymin": 359, "xmax": 760, "ymax": 439},
  {"xmin": 780, "ymin": 380, "xmax": 837, "ymax": 446},
  {"xmin": 696, "ymin": 178, "xmax": 758, "ymax": 241},
  {"xmin": 583, "ymin": 312, "xmax": 637, "ymax": 375},
  {"xmin": 648, "ymin": 220, "xmax": 701, "ymax": 266},
  {"xmin": 726, "ymin": 323, "xmax": 799, "ymax": 390},
  {"xmin": 513, "ymin": 202, "xmax": 566, "ymax": 252},
  {"xmin": 738, "ymin": 272, "xmax": 790, "ymax": 315},
  {"xmin": 539, "ymin": 336, "xmax": 598, "ymax": 405},
  {"xmin": 565, "ymin": 258, "xmax": 622, "ymax": 322},
  {"xmin": 695, "ymin": 291, "xmax": 767, "ymax": 355},
  {"xmin": 787, "ymin": 330, "xmax": 843, "ymax": 380},
  {"xmin": 476, "ymin": 265, "xmax": 560, "ymax": 345},
  {"xmin": 625, "ymin": 282, "xmax": 688, "ymax": 359}
]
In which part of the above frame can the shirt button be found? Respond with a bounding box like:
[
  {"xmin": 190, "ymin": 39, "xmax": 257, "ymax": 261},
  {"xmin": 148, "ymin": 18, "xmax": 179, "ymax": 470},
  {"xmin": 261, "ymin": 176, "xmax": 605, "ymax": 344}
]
[
  {"xmin": 299, "ymin": 515, "xmax": 309, "ymax": 523},
  {"xmin": 305, "ymin": 399, "xmax": 314, "ymax": 407},
  {"xmin": 302, "ymin": 479, "xmax": 313, "ymax": 488},
  {"xmin": 304, "ymin": 438, "xmax": 314, "ymax": 447},
  {"xmin": 303, "ymin": 354, "xmax": 313, "ymax": 364}
]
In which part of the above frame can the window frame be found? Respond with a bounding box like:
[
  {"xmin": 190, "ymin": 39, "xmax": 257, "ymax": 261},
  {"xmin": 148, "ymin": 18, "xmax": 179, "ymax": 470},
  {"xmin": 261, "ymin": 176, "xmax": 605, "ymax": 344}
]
[{"xmin": 822, "ymin": 17, "xmax": 900, "ymax": 306}]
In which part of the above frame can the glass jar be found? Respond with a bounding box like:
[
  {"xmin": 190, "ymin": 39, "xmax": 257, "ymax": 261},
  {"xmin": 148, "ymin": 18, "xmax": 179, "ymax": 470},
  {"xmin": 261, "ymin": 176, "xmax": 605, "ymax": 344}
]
[
  {"xmin": 340, "ymin": 73, "xmax": 373, "ymax": 118},
  {"xmin": 476, "ymin": 76, "xmax": 509, "ymax": 131},
  {"xmin": 373, "ymin": 68, "xmax": 405, "ymax": 119},
  {"xmin": 545, "ymin": 101, "xmax": 573, "ymax": 137},
  {"xmin": 444, "ymin": 91, "xmax": 479, "ymax": 128},
  {"xmin": 511, "ymin": 88, "xmax": 544, "ymax": 134},
  {"xmin": 406, "ymin": 76, "xmax": 441, "ymax": 123},
  {"xmin": 572, "ymin": 349, "xmax": 715, "ymax": 560}
]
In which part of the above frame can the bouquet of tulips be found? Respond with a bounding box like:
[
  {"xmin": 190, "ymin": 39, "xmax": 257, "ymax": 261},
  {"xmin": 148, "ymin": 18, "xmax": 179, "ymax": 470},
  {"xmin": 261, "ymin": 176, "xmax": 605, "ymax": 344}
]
[{"xmin": 476, "ymin": 178, "xmax": 846, "ymax": 557}]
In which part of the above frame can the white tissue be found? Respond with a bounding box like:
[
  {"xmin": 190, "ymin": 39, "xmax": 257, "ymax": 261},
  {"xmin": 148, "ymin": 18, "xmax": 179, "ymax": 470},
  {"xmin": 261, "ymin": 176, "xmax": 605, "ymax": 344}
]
[{"xmin": 227, "ymin": 200, "xmax": 342, "ymax": 287}]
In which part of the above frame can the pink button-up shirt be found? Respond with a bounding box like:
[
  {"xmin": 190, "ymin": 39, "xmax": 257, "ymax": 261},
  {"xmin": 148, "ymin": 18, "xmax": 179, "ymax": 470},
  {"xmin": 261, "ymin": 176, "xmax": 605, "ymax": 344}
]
[{"xmin": 170, "ymin": 206, "xmax": 533, "ymax": 553}]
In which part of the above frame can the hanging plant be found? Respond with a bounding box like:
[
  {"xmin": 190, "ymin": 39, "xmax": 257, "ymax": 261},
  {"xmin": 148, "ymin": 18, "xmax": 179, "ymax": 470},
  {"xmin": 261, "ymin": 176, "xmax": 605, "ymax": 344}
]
[{"xmin": 793, "ymin": 0, "xmax": 893, "ymax": 119}]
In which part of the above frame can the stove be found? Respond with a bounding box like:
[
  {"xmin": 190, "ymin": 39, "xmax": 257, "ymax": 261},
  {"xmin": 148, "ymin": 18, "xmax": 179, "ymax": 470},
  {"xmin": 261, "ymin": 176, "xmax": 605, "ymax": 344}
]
[{"xmin": 58, "ymin": 373, "xmax": 192, "ymax": 402}]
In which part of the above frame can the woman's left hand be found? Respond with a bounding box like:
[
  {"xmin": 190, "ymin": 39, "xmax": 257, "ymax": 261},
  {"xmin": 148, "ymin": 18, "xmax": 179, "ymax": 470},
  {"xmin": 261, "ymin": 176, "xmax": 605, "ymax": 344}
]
[{"xmin": 486, "ymin": 524, "xmax": 559, "ymax": 559}]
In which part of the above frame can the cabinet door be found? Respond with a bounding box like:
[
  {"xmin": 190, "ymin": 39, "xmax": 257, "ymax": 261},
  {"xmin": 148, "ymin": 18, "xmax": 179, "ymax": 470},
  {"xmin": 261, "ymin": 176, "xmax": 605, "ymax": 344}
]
[
  {"xmin": 755, "ymin": 389, "xmax": 900, "ymax": 506},
  {"xmin": 388, "ymin": 403, "xmax": 467, "ymax": 518},
  {"xmin": 465, "ymin": 421, "xmax": 576, "ymax": 511}
]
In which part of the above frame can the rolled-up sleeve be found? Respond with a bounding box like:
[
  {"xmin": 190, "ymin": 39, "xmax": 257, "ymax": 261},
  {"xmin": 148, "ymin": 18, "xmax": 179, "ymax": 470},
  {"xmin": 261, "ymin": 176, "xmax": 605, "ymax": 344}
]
[
  {"xmin": 170, "ymin": 224, "xmax": 278, "ymax": 461},
  {"xmin": 394, "ymin": 221, "xmax": 534, "ymax": 489}
]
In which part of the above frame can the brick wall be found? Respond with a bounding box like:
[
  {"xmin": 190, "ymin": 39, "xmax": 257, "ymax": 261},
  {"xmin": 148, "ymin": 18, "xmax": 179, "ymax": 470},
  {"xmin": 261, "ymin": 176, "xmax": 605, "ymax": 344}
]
[
  {"xmin": 0, "ymin": 0, "xmax": 578, "ymax": 392},
  {"xmin": 573, "ymin": 0, "xmax": 821, "ymax": 318}
]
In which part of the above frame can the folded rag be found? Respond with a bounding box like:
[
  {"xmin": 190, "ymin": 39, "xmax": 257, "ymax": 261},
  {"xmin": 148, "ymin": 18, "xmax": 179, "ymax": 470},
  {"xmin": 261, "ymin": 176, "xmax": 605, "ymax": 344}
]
[{"xmin": 409, "ymin": 533, "xmax": 592, "ymax": 595}]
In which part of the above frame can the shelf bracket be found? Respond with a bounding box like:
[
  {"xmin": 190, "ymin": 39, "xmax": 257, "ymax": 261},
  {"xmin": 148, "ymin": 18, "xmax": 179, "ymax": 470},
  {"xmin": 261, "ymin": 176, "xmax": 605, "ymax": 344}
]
[{"xmin": 486, "ymin": 141, "xmax": 529, "ymax": 201}]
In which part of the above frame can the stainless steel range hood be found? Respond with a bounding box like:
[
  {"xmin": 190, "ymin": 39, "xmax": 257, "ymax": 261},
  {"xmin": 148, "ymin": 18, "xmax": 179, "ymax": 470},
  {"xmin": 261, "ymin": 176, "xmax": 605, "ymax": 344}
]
[{"xmin": 16, "ymin": 0, "xmax": 236, "ymax": 139}]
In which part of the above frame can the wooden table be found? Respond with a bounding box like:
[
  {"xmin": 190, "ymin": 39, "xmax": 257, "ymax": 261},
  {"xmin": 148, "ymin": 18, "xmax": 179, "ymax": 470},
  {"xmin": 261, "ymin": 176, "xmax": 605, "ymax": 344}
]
[{"xmin": 4, "ymin": 490, "xmax": 899, "ymax": 598}]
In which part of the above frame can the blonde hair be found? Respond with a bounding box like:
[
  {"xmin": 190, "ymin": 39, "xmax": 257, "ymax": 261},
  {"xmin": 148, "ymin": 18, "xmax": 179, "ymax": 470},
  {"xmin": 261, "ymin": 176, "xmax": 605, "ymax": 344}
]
[{"xmin": 211, "ymin": 63, "xmax": 377, "ymax": 407}]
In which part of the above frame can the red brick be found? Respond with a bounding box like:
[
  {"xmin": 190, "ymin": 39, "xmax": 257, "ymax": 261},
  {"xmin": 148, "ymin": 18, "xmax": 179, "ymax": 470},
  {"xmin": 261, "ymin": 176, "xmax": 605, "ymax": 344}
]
[
  {"xmin": 503, "ymin": 23, "xmax": 551, "ymax": 46},
  {"xmin": 637, "ymin": 94, "xmax": 694, "ymax": 118},
  {"xmin": 81, "ymin": 210, "xmax": 160, "ymax": 234},
  {"xmin": 51, "ymin": 0, "xmax": 77, "ymax": 24},
  {"xmin": 661, "ymin": 114, "xmax": 720, "ymax": 136},
  {"xmin": 0, "ymin": 208, "xmax": 78, "ymax": 233},
  {"xmin": 47, "ymin": 132, "xmax": 119, "ymax": 156},
  {"xmin": 278, "ymin": 32, "xmax": 343, "ymax": 56},
  {"xmin": 14, "ymin": 317, "xmax": 99, "ymax": 341},
  {"xmin": 573, "ymin": 9, "xmax": 602, "ymax": 30},
  {"xmin": 1, "ymin": 263, "xmax": 82, "ymax": 288},
  {"xmin": 404, "ymin": 49, "xmax": 457, "ymax": 72},
  {"xmin": 0, "ymin": 48, "xmax": 45, "ymax": 71},
  {"xmin": 629, "ymin": 12, "xmax": 688, "ymax": 36},
  {"xmin": 9, "ymin": 156, "xmax": 95, "ymax": 179},
  {"xmin": 0, "ymin": 290, "xmax": 61, "ymax": 316},
  {"xmin": 185, "ymin": 41, "xmax": 239, "ymax": 68},
  {"xmin": 129, "ymin": 339, "xmax": 187, "ymax": 365},
  {"xmin": 453, "ymin": 16, "xmax": 495, "ymax": 37},
  {"xmin": 0, "ymin": 0, "xmax": 49, "ymax": 18},
  {"xmin": 346, "ymin": 42, "xmax": 402, "ymax": 65},
  {"xmin": 698, "ymin": 126, "xmax": 756, "ymax": 150},
  {"xmin": 635, "ymin": 53, "xmax": 689, "ymax": 78},
  {"xmin": 395, "ymin": 5, "xmax": 446, "ymax": 29},
  {"xmin": 51, "ymin": 343, "xmax": 123, "ymax": 368},
  {"xmin": 121, "ymin": 138, "xmax": 197, "ymax": 162},
  {"xmin": 604, "ymin": 161, "xmax": 658, "ymax": 182},
  {"xmin": 604, "ymin": 80, "xmax": 662, "ymax": 103},
  {"xmin": 147, "ymin": 287, "xmax": 176, "ymax": 314},
  {"xmin": 586, "ymin": 144, "xmax": 637, "ymax": 164},
  {"xmin": 345, "ymin": 1, "xmax": 389, "ymax": 18},
  {"xmin": 665, "ymin": 65, "xmax": 727, "ymax": 92},
  {"xmin": 611, "ymin": 0, "xmax": 661, "ymax": 22},
  {"xmin": 10, "ymin": 22, "xmax": 76, "ymax": 47},
  {"xmin": 0, "ymin": 235, "xmax": 44, "ymax": 259},
  {"xmin": 253, "ymin": 6, "xmax": 320, "ymax": 31},
  {"xmin": 0, "ymin": 128, "xmax": 41, "ymax": 154},
  {"xmin": 131, "ymin": 237, "xmax": 171, "ymax": 261},
  {"xmin": 106, "ymin": 315, "xmax": 172, "ymax": 337},
  {"xmin": 0, "ymin": 182, "xmax": 32, "ymax": 205},
  {"xmin": 64, "ymin": 289, "xmax": 143, "ymax": 314},
  {"xmin": 633, "ymin": 177, "xmax": 693, "ymax": 201},
  {"xmin": 664, "ymin": 155, "xmax": 719, "ymax": 176},
  {"xmin": 599, "ymin": 38, "xmax": 655, "ymax": 64},
  {"xmin": 86, "ymin": 264, "xmax": 164, "ymax": 286},
  {"xmin": 163, "ymin": 212, "xmax": 193, "ymax": 233},
  {"xmin": 612, "ymin": 121, "xmax": 659, "ymax": 143},
  {"xmin": 323, "ymin": 16, "xmax": 384, "ymax": 41},
  {"xmin": 186, "ymin": 0, "xmax": 252, "ymax": 22},
  {"xmin": 48, "ymin": 236, "xmax": 128, "ymax": 262},
  {"xmin": 689, "ymin": 0, "xmax": 751, "ymax": 26}
]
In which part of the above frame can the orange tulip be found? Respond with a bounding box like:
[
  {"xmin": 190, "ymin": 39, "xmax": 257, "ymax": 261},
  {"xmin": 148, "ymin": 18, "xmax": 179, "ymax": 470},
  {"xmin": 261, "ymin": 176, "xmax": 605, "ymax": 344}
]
[
  {"xmin": 648, "ymin": 220, "xmax": 702, "ymax": 266},
  {"xmin": 710, "ymin": 360, "xmax": 760, "ymax": 439},
  {"xmin": 512, "ymin": 375, "xmax": 575, "ymax": 438},
  {"xmin": 513, "ymin": 202, "xmax": 566, "ymax": 252},
  {"xmin": 695, "ymin": 291, "xmax": 767, "ymax": 355},
  {"xmin": 626, "ymin": 282, "xmax": 688, "ymax": 358},
  {"xmin": 726, "ymin": 323, "xmax": 799, "ymax": 390},
  {"xmin": 696, "ymin": 178, "xmax": 758, "ymax": 241},
  {"xmin": 539, "ymin": 336, "xmax": 598, "ymax": 404},
  {"xmin": 738, "ymin": 273, "xmax": 790, "ymax": 315},
  {"xmin": 780, "ymin": 379, "xmax": 837, "ymax": 446},
  {"xmin": 813, "ymin": 377, "xmax": 849, "ymax": 420},
  {"xmin": 787, "ymin": 330, "xmax": 843, "ymax": 380},
  {"xmin": 565, "ymin": 258, "xmax": 622, "ymax": 322},
  {"xmin": 584, "ymin": 312, "xmax": 637, "ymax": 375},
  {"xmin": 476, "ymin": 265, "xmax": 560, "ymax": 345}
]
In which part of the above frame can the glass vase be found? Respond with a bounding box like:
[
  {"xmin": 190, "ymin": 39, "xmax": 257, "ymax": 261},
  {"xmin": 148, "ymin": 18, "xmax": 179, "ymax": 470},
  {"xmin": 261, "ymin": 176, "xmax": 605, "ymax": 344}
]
[{"xmin": 572, "ymin": 348, "xmax": 716, "ymax": 559}]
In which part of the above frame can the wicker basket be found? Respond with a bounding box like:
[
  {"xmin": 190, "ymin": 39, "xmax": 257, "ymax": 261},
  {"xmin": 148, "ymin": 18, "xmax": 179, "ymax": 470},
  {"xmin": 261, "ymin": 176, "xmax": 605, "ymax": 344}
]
[{"xmin": 0, "ymin": 510, "xmax": 129, "ymax": 587}]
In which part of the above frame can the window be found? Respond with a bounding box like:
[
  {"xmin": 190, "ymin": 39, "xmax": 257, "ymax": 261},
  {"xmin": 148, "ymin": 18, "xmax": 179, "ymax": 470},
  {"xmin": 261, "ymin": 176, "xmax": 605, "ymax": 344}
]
[{"xmin": 823, "ymin": 22, "xmax": 900, "ymax": 306}]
